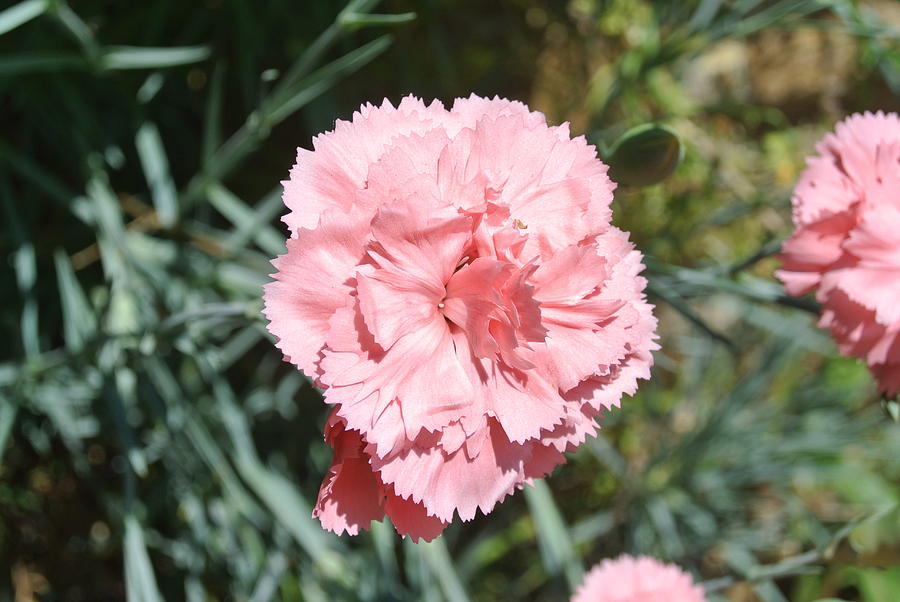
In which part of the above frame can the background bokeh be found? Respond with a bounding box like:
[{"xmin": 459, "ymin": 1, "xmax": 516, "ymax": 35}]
[{"xmin": 1, "ymin": 1, "xmax": 899, "ymax": 600}]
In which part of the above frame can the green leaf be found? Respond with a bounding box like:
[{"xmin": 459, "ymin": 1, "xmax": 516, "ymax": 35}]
[
  {"xmin": 100, "ymin": 45, "xmax": 210, "ymax": 70},
  {"xmin": 87, "ymin": 173, "xmax": 126, "ymax": 243},
  {"xmin": 848, "ymin": 504, "xmax": 900, "ymax": 556},
  {"xmin": 0, "ymin": 397, "xmax": 17, "ymax": 464},
  {"xmin": 418, "ymin": 539, "xmax": 472, "ymax": 602},
  {"xmin": 124, "ymin": 514, "xmax": 165, "ymax": 602},
  {"xmin": 338, "ymin": 11, "xmax": 416, "ymax": 31},
  {"xmin": 222, "ymin": 187, "xmax": 285, "ymax": 254},
  {"xmin": 647, "ymin": 279, "xmax": 734, "ymax": 349},
  {"xmin": 135, "ymin": 122, "xmax": 178, "ymax": 227},
  {"xmin": 0, "ymin": 139, "xmax": 91, "ymax": 222},
  {"xmin": 882, "ymin": 399, "xmax": 900, "ymax": 423},
  {"xmin": 206, "ymin": 183, "xmax": 284, "ymax": 256},
  {"xmin": 136, "ymin": 72, "xmax": 165, "ymax": 104},
  {"xmin": 248, "ymin": 552, "xmax": 288, "ymax": 602},
  {"xmin": 854, "ymin": 567, "xmax": 900, "ymax": 602},
  {"xmin": 605, "ymin": 123, "xmax": 683, "ymax": 187},
  {"xmin": 202, "ymin": 62, "xmax": 226, "ymax": 164},
  {"xmin": 266, "ymin": 34, "xmax": 393, "ymax": 126},
  {"xmin": 0, "ymin": 0, "xmax": 47, "ymax": 36},
  {"xmin": 50, "ymin": 1, "xmax": 97, "ymax": 55},
  {"xmin": 2, "ymin": 190, "xmax": 40, "ymax": 357},
  {"xmin": 53, "ymin": 249, "xmax": 97, "ymax": 351},
  {"xmin": 0, "ymin": 52, "xmax": 84, "ymax": 75},
  {"xmin": 523, "ymin": 479, "xmax": 583, "ymax": 591},
  {"xmin": 212, "ymin": 380, "xmax": 346, "ymax": 578},
  {"xmin": 271, "ymin": 0, "xmax": 383, "ymax": 95}
]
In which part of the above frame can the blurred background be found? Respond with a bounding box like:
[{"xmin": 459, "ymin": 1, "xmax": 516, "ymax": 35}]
[{"xmin": 1, "ymin": 0, "xmax": 899, "ymax": 600}]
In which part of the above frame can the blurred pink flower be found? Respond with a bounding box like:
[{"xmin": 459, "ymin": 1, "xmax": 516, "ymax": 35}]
[
  {"xmin": 572, "ymin": 555, "xmax": 707, "ymax": 602},
  {"xmin": 777, "ymin": 112, "xmax": 900, "ymax": 396},
  {"xmin": 263, "ymin": 95, "xmax": 657, "ymax": 540}
]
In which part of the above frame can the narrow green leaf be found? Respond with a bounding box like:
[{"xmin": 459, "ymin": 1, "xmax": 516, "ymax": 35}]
[
  {"xmin": 688, "ymin": 0, "xmax": 724, "ymax": 31},
  {"xmin": 136, "ymin": 122, "xmax": 178, "ymax": 227},
  {"xmin": 216, "ymin": 326, "xmax": 264, "ymax": 371},
  {"xmin": 159, "ymin": 302, "xmax": 250, "ymax": 333},
  {"xmin": 223, "ymin": 187, "xmax": 285, "ymax": 253},
  {"xmin": 124, "ymin": 515, "xmax": 165, "ymax": 602},
  {"xmin": 53, "ymin": 249, "xmax": 97, "ymax": 351},
  {"xmin": 136, "ymin": 72, "xmax": 165, "ymax": 104},
  {"xmin": 419, "ymin": 539, "xmax": 472, "ymax": 602},
  {"xmin": 249, "ymin": 552, "xmax": 288, "ymax": 602},
  {"xmin": 272, "ymin": 0, "xmax": 379, "ymax": 95},
  {"xmin": 2, "ymin": 187, "xmax": 39, "ymax": 356},
  {"xmin": 646, "ymin": 280, "xmax": 734, "ymax": 349},
  {"xmin": 100, "ymin": 45, "xmax": 210, "ymax": 70},
  {"xmin": 605, "ymin": 124, "xmax": 683, "ymax": 187},
  {"xmin": 182, "ymin": 30, "xmax": 394, "ymax": 213},
  {"xmin": 338, "ymin": 11, "xmax": 416, "ymax": 31},
  {"xmin": 235, "ymin": 456, "xmax": 345, "ymax": 572},
  {"xmin": 406, "ymin": 538, "xmax": 442, "ymax": 602},
  {"xmin": 0, "ymin": 0, "xmax": 47, "ymax": 36},
  {"xmin": 213, "ymin": 384, "xmax": 344, "ymax": 572},
  {"xmin": 14, "ymin": 244, "xmax": 39, "ymax": 357},
  {"xmin": 0, "ymin": 139, "xmax": 92, "ymax": 223},
  {"xmin": 141, "ymin": 357, "xmax": 266, "ymax": 522},
  {"xmin": 50, "ymin": 1, "xmax": 98, "ymax": 56},
  {"xmin": 858, "ymin": 567, "xmax": 900, "ymax": 601},
  {"xmin": 0, "ymin": 51, "xmax": 86, "ymax": 76},
  {"xmin": 752, "ymin": 580, "xmax": 789, "ymax": 602},
  {"xmin": 87, "ymin": 173, "xmax": 125, "ymax": 243},
  {"xmin": 266, "ymin": 34, "xmax": 392, "ymax": 125},
  {"xmin": 0, "ymin": 397, "xmax": 17, "ymax": 464},
  {"xmin": 206, "ymin": 183, "xmax": 284, "ymax": 256},
  {"xmin": 848, "ymin": 504, "xmax": 900, "ymax": 555},
  {"xmin": 883, "ymin": 399, "xmax": 900, "ymax": 423},
  {"xmin": 202, "ymin": 62, "xmax": 226, "ymax": 164},
  {"xmin": 371, "ymin": 520, "xmax": 400, "ymax": 584},
  {"xmin": 646, "ymin": 496, "xmax": 685, "ymax": 557},
  {"xmin": 523, "ymin": 479, "xmax": 583, "ymax": 591},
  {"xmin": 105, "ymin": 373, "xmax": 148, "ymax": 477},
  {"xmin": 217, "ymin": 262, "xmax": 269, "ymax": 296}
]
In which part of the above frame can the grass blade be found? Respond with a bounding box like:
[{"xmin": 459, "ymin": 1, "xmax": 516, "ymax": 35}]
[
  {"xmin": 0, "ymin": 52, "xmax": 84, "ymax": 75},
  {"xmin": 248, "ymin": 552, "xmax": 287, "ymax": 602},
  {"xmin": 0, "ymin": 397, "xmax": 17, "ymax": 464},
  {"xmin": 53, "ymin": 249, "xmax": 97, "ymax": 351},
  {"xmin": 101, "ymin": 45, "xmax": 210, "ymax": 70},
  {"xmin": 266, "ymin": 34, "xmax": 392, "ymax": 125},
  {"xmin": 210, "ymin": 378, "xmax": 348, "ymax": 582},
  {"xmin": 202, "ymin": 62, "xmax": 226, "ymax": 164},
  {"xmin": 524, "ymin": 479, "xmax": 583, "ymax": 591},
  {"xmin": 124, "ymin": 514, "xmax": 165, "ymax": 602},
  {"xmin": 0, "ymin": 0, "xmax": 47, "ymax": 36},
  {"xmin": 136, "ymin": 122, "xmax": 178, "ymax": 228},
  {"xmin": 2, "ymin": 192, "xmax": 40, "ymax": 357},
  {"xmin": 206, "ymin": 183, "xmax": 284, "ymax": 256},
  {"xmin": 338, "ymin": 11, "xmax": 416, "ymax": 30},
  {"xmin": 419, "ymin": 538, "xmax": 472, "ymax": 602}
]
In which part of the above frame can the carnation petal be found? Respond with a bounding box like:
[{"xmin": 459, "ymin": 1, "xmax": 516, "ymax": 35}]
[
  {"xmin": 263, "ymin": 211, "xmax": 369, "ymax": 379},
  {"xmin": 373, "ymin": 420, "xmax": 535, "ymax": 522},
  {"xmin": 313, "ymin": 422, "xmax": 384, "ymax": 537},
  {"xmin": 383, "ymin": 490, "xmax": 448, "ymax": 542}
]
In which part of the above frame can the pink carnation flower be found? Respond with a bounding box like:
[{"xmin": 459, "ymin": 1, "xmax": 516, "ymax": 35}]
[
  {"xmin": 571, "ymin": 555, "xmax": 707, "ymax": 602},
  {"xmin": 263, "ymin": 95, "xmax": 657, "ymax": 540},
  {"xmin": 777, "ymin": 112, "xmax": 900, "ymax": 396}
]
